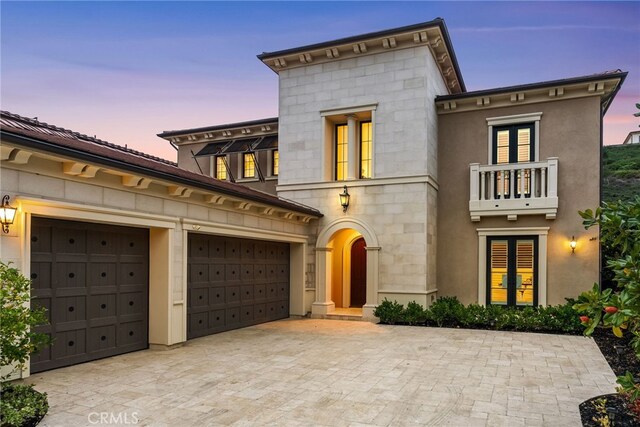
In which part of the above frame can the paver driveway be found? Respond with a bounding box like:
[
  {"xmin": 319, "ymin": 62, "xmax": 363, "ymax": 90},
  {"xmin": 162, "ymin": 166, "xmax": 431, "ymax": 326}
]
[{"xmin": 22, "ymin": 318, "xmax": 616, "ymax": 426}]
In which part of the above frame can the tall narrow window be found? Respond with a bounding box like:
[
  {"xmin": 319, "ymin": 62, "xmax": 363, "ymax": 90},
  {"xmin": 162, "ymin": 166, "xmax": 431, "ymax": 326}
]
[
  {"xmin": 335, "ymin": 124, "xmax": 348, "ymax": 181},
  {"xmin": 215, "ymin": 156, "xmax": 227, "ymax": 180},
  {"xmin": 243, "ymin": 153, "xmax": 255, "ymax": 178},
  {"xmin": 487, "ymin": 236, "xmax": 537, "ymax": 307},
  {"xmin": 360, "ymin": 121, "xmax": 372, "ymax": 179},
  {"xmin": 272, "ymin": 150, "xmax": 279, "ymax": 176}
]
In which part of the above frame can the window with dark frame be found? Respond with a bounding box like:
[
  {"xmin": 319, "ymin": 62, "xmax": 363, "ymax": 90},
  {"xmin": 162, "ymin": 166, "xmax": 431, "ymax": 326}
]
[
  {"xmin": 335, "ymin": 124, "xmax": 348, "ymax": 181},
  {"xmin": 487, "ymin": 236, "xmax": 538, "ymax": 307},
  {"xmin": 243, "ymin": 153, "xmax": 255, "ymax": 178},
  {"xmin": 272, "ymin": 149, "xmax": 279, "ymax": 176},
  {"xmin": 493, "ymin": 123, "xmax": 534, "ymax": 198},
  {"xmin": 215, "ymin": 156, "xmax": 227, "ymax": 180},
  {"xmin": 360, "ymin": 121, "xmax": 372, "ymax": 179}
]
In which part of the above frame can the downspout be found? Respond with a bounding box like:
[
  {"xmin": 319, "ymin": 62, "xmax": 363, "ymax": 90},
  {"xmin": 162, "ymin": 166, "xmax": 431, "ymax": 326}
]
[{"xmin": 599, "ymin": 102, "xmax": 604, "ymax": 290}]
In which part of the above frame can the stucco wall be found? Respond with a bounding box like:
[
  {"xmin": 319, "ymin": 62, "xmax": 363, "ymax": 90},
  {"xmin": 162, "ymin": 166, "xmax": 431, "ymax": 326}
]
[{"xmin": 437, "ymin": 96, "xmax": 602, "ymax": 305}]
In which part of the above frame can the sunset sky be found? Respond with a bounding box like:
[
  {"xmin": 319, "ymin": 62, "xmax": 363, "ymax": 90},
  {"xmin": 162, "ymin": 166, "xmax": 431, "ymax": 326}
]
[{"xmin": 2, "ymin": 1, "xmax": 638, "ymax": 161}]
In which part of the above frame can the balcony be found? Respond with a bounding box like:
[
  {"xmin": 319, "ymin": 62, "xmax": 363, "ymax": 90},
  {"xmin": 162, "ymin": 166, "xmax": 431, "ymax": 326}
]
[{"xmin": 469, "ymin": 157, "xmax": 558, "ymax": 221}]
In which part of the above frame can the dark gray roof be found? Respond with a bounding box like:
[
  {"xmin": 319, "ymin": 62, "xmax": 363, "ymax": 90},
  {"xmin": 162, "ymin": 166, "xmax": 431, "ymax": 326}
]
[{"xmin": 158, "ymin": 117, "xmax": 278, "ymax": 139}]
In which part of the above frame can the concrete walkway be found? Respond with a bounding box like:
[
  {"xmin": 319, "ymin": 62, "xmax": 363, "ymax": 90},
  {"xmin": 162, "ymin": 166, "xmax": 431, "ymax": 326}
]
[{"xmin": 22, "ymin": 319, "xmax": 615, "ymax": 426}]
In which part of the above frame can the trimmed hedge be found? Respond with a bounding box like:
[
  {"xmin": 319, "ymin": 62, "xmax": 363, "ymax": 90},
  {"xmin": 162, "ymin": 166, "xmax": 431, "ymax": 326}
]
[
  {"xmin": 374, "ymin": 297, "xmax": 582, "ymax": 334},
  {"xmin": 0, "ymin": 383, "xmax": 48, "ymax": 427}
]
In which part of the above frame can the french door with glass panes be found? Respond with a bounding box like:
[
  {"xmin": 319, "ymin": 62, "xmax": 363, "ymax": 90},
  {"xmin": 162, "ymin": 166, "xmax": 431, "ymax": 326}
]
[
  {"xmin": 492, "ymin": 123, "xmax": 534, "ymax": 199},
  {"xmin": 487, "ymin": 236, "xmax": 538, "ymax": 307}
]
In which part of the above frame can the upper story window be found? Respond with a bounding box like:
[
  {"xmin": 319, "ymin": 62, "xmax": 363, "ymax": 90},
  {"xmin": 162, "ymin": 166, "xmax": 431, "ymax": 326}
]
[
  {"xmin": 321, "ymin": 103, "xmax": 377, "ymax": 182},
  {"xmin": 243, "ymin": 153, "xmax": 255, "ymax": 178},
  {"xmin": 272, "ymin": 149, "xmax": 279, "ymax": 176},
  {"xmin": 493, "ymin": 123, "xmax": 534, "ymax": 164},
  {"xmin": 215, "ymin": 156, "xmax": 227, "ymax": 180},
  {"xmin": 360, "ymin": 121, "xmax": 372, "ymax": 179},
  {"xmin": 335, "ymin": 124, "xmax": 348, "ymax": 181}
]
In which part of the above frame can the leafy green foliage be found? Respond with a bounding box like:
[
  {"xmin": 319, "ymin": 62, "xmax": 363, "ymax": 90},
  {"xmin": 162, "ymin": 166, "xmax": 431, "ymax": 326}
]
[
  {"xmin": 0, "ymin": 262, "xmax": 49, "ymax": 381},
  {"xmin": 373, "ymin": 299, "xmax": 404, "ymax": 325},
  {"xmin": 403, "ymin": 301, "xmax": 427, "ymax": 326},
  {"xmin": 602, "ymin": 144, "xmax": 640, "ymax": 203},
  {"xmin": 0, "ymin": 383, "xmax": 49, "ymax": 427},
  {"xmin": 574, "ymin": 197, "xmax": 640, "ymax": 408},
  {"xmin": 375, "ymin": 297, "xmax": 581, "ymax": 334}
]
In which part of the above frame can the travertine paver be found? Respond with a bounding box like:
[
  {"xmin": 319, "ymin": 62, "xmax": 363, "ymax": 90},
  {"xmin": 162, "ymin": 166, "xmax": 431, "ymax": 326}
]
[{"xmin": 20, "ymin": 319, "xmax": 615, "ymax": 426}]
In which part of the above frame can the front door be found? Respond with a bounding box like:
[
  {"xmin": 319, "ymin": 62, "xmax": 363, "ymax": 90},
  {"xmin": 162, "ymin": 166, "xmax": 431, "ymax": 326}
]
[
  {"xmin": 350, "ymin": 238, "xmax": 367, "ymax": 307},
  {"xmin": 487, "ymin": 236, "xmax": 538, "ymax": 307}
]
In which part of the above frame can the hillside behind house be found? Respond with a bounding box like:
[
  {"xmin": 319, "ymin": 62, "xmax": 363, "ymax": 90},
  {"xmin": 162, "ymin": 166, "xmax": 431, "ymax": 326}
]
[{"xmin": 602, "ymin": 144, "xmax": 640, "ymax": 203}]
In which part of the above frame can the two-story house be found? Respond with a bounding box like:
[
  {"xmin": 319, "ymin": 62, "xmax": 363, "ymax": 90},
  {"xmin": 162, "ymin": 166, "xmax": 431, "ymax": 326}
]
[
  {"xmin": 0, "ymin": 18, "xmax": 626, "ymax": 376},
  {"xmin": 163, "ymin": 19, "xmax": 626, "ymax": 319}
]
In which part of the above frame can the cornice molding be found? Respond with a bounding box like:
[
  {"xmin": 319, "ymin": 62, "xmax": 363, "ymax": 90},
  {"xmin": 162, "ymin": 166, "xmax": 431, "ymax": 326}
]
[
  {"xmin": 259, "ymin": 25, "xmax": 463, "ymax": 95},
  {"xmin": 436, "ymin": 77, "xmax": 622, "ymax": 114},
  {"xmin": 164, "ymin": 122, "xmax": 278, "ymax": 145}
]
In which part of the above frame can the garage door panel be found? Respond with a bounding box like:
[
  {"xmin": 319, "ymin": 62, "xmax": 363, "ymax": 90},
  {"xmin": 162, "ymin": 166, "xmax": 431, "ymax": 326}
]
[
  {"xmin": 52, "ymin": 329, "xmax": 87, "ymax": 360},
  {"xmin": 189, "ymin": 237, "xmax": 210, "ymax": 258},
  {"xmin": 210, "ymin": 263, "xmax": 225, "ymax": 282},
  {"xmin": 209, "ymin": 309, "xmax": 225, "ymax": 329},
  {"xmin": 225, "ymin": 307, "xmax": 241, "ymax": 326},
  {"xmin": 187, "ymin": 234, "xmax": 289, "ymax": 339},
  {"xmin": 226, "ymin": 286, "xmax": 240, "ymax": 304},
  {"xmin": 254, "ymin": 304, "xmax": 266, "ymax": 320},
  {"xmin": 241, "ymin": 241, "xmax": 255, "ymax": 259},
  {"xmin": 88, "ymin": 325, "xmax": 117, "ymax": 352},
  {"xmin": 53, "ymin": 296, "xmax": 86, "ymax": 324},
  {"xmin": 254, "ymin": 284, "xmax": 266, "ymax": 301},
  {"xmin": 189, "ymin": 311, "xmax": 207, "ymax": 335},
  {"xmin": 209, "ymin": 286, "xmax": 225, "ymax": 305},
  {"xmin": 55, "ymin": 263, "xmax": 87, "ymax": 288},
  {"xmin": 53, "ymin": 228, "xmax": 87, "ymax": 254},
  {"xmin": 30, "ymin": 262, "xmax": 51, "ymax": 289},
  {"xmin": 189, "ymin": 263, "xmax": 209, "ymax": 283},
  {"xmin": 278, "ymin": 264, "xmax": 289, "ymax": 280},
  {"xmin": 241, "ymin": 264, "xmax": 254, "ymax": 281},
  {"xmin": 241, "ymin": 285, "xmax": 254, "ymax": 302},
  {"xmin": 189, "ymin": 287, "xmax": 208, "ymax": 307},
  {"xmin": 31, "ymin": 225, "xmax": 52, "ymax": 253},
  {"xmin": 88, "ymin": 263, "xmax": 117, "ymax": 287},
  {"xmin": 30, "ymin": 217, "xmax": 149, "ymax": 373},
  {"xmin": 117, "ymin": 321, "xmax": 145, "ymax": 347},
  {"xmin": 225, "ymin": 239, "xmax": 240, "ymax": 258},
  {"xmin": 225, "ymin": 264, "xmax": 240, "ymax": 282}
]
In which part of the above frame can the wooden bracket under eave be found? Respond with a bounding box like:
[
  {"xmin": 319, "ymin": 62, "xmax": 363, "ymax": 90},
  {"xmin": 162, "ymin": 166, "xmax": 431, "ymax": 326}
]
[
  {"xmin": 122, "ymin": 175, "xmax": 152, "ymax": 189},
  {"xmin": 63, "ymin": 162, "xmax": 100, "ymax": 178},
  {"xmin": 234, "ymin": 202, "xmax": 252, "ymax": 211},
  {"xmin": 280, "ymin": 212, "xmax": 295, "ymax": 220},
  {"xmin": 167, "ymin": 185, "xmax": 192, "ymax": 198},
  {"xmin": 204, "ymin": 195, "xmax": 226, "ymax": 205},
  {"xmin": 1, "ymin": 147, "xmax": 32, "ymax": 164}
]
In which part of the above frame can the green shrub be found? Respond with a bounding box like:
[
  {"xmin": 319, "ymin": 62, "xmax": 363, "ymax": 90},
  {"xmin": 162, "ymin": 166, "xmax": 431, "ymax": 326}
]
[
  {"xmin": 373, "ymin": 299, "xmax": 404, "ymax": 324},
  {"xmin": 0, "ymin": 383, "xmax": 48, "ymax": 427},
  {"xmin": 403, "ymin": 301, "xmax": 427, "ymax": 326},
  {"xmin": 426, "ymin": 296, "xmax": 464, "ymax": 327},
  {"xmin": 0, "ymin": 262, "xmax": 49, "ymax": 381}
]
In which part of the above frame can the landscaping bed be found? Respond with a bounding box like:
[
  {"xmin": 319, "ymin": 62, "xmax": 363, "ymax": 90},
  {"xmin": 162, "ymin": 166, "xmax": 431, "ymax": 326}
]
[
  {"xmin": 0, "ymin": 383, "xmax": 48, "ymax": 427},
  {"xmin": 578, "ymin": 328, "xmax": 640, "ymax": 426}
]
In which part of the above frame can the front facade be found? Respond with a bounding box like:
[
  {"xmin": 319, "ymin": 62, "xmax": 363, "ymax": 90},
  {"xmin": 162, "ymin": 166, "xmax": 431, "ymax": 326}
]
[{"xmin": 0, "ymin": 18, "xmax": 627, "ymax": 377}]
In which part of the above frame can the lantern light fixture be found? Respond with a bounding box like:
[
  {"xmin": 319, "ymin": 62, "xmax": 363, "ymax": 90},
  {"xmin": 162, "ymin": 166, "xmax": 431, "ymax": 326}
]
[
  {"xmin": 339, "ymin": 186, "xmax": 350, "ymax": 213},
  {"xmin": 570, "ymin": 236, "xmax": 577, "ymax": 254},
  {"xmin": 0, "ymin": 195, "xmax": 17, "ymax": 234}
]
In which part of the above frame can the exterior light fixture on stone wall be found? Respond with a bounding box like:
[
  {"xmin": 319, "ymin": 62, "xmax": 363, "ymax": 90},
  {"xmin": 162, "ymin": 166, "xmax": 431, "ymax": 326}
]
[
  {"xmin": 0, "ymin": 196, "xmax": 17, "ymax": 234},
  {"xmin": 570, "ymin": 236, "xmax": 577, "ymax": 254},
  {"xmin": 339, "ymin": 186, "xmax": 350, "ymax": 213}
]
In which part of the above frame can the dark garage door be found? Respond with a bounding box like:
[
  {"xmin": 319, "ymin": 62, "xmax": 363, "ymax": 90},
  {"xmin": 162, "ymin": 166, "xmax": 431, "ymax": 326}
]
[
  {"xmin": 187, "ymin": 234, "xmax": 289, "ymax": 339},
  {"xmin": 30, "ymin": 217, "xmax": 149, "ymax": 373}
]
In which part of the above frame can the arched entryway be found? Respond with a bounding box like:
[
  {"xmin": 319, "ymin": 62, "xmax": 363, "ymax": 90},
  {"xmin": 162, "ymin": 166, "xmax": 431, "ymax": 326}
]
[{"xmin": 313, "ymin": 218, "xmax": 380, "ymax": 320}]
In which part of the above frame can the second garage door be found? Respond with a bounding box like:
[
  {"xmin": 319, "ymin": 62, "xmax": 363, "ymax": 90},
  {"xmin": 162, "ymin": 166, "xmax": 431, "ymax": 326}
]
[{"xmin": 187, "ymin": 234, "xmax": 289, "ymax": 339}]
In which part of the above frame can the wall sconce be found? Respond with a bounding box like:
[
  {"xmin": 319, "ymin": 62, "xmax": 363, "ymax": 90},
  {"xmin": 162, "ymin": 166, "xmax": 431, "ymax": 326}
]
[
  {"xmin": 570, "ymin": 236, "xmax": 577, "ymax": 254},
  {"xmin": 339, "ymin": 185, "xmax": 350, "ymax": 213},
  {"xmin": 0, "ymin": 196, "xmax": 17, "ymax": 234}
]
